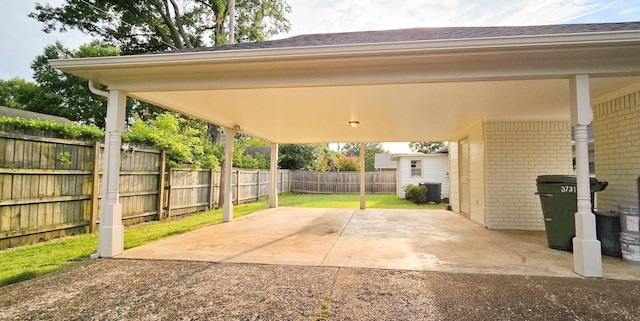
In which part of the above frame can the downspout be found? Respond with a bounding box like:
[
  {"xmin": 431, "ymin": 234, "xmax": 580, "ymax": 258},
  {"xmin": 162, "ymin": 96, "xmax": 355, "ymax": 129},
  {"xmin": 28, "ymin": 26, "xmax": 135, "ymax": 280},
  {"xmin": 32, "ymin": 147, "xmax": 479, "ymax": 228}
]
[
  {"xmin": 88, "ymin": 80, "xmax": 109, "ymax": 98},
  {"xmin": 88, "ymin": 80, "xmax": 108, "ymax": 259}
]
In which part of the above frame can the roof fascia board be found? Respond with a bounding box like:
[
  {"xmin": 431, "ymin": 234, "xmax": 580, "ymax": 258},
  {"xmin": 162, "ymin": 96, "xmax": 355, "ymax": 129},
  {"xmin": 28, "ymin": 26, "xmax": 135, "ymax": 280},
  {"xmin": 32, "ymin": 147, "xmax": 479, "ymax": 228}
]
[{"xmin": 50, "ymin": 30, "xmax": 640, "ymax": 71}]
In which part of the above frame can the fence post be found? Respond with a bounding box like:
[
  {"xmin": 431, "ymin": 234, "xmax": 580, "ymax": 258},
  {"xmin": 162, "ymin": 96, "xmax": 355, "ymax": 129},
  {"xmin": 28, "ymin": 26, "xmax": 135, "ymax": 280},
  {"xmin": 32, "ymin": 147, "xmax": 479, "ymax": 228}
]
[
  {"xmin": 235, "ymin": 169, "xmax": 240, "ymax": 205},
  {"xmin": 280, "ymin": 171, "xmax": 284, "ymax": 194},
  {"xmin": 90, "ymin": 141, "xmax": 101, "ymax": 233},
  {"xmin": 166, "ymin": 167, "xmax": 173, "ymax": 219},
  {"xmin": 372, "ymin": 172, "xmax": 377, "ymax": 194},
  {"xmin": 256, "ymin": 170, "xmax": 261, "ymax": 201},
  {"xmin": 157, "ymin": 150, "xmax": 167, "ymax": 220},
  {"xmin": 209, "ymin": 168, "xmax": 215, "ymax": 210},
  {"xmin": 214, "ymin": 170, "xmax": 221, "ymax": 208}
]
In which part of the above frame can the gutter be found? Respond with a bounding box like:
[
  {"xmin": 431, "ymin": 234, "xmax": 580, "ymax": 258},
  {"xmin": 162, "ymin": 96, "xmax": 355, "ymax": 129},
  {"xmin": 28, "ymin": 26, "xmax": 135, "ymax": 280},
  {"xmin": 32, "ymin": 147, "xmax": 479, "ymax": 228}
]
[
  {"xmin": 49, "ymin": 30, "xmax": 640, "ymax": 71},
  {"xmin": 88, "ymin": 80, "xmax": 109, "ymax": 97}
]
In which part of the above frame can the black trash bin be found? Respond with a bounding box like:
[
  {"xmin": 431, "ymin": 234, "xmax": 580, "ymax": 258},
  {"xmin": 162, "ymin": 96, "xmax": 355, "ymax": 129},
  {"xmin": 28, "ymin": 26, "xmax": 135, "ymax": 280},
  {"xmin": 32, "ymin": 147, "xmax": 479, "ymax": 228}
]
[
  {"xmin": 594, "ymin": 211, "xmax": 622, "ymax": 257},
  {"xmin": 535, "ymin": 175, "xmax": 608, "ymax": 251}
]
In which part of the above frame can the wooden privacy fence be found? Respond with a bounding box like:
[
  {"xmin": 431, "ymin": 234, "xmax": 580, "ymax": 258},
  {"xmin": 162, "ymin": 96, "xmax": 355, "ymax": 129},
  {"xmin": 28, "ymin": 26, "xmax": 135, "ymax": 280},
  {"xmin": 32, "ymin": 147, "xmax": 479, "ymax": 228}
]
[
  {"xmin": 0, "ymin": 131, "xmax": 291, "ymax": 249},
  {"xmin": 290, "ymin": 170, "xmax": 396, "ymax": 194},
  {"xmin": 166, "ymin": 168, "xmax": 291, "ymax": 218}
]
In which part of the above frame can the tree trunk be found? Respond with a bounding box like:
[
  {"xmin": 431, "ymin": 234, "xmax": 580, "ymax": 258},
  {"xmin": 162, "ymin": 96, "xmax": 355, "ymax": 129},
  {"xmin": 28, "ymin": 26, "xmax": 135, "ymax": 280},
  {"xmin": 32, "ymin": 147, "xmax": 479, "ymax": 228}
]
[{"xmin": 208, "ymin": 123, "xmax": 225, "ymax": 145}]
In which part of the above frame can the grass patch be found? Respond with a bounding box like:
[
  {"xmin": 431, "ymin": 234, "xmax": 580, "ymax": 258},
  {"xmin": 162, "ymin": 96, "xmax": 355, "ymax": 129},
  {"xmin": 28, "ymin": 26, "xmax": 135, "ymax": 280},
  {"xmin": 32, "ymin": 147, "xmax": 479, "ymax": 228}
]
[
  {"xmin": 0, "ymin": 201, "xmax": 268, "ymax": 287},
  {"xmin": 313, "ymin": 294, "xmax": 334, "ymax": 321},
  {"xmin": 125, "ymin": 201, "xmax": 269, "ymax": 249},
  {"xmin": 0, "ymin": 234, "xmax": 98, "ymax": 287},
  {"xmin": 0, "ymin": 193, "xmax": 444, "ymax": 287},
  {"xmin": 279, "ymin": 193, "xmax": 446, "ymax": 210}
]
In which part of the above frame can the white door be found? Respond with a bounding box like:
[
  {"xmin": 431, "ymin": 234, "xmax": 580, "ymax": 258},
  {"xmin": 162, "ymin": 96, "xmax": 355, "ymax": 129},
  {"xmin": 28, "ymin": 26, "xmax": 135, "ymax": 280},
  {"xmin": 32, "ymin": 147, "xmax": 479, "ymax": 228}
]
[{"xmin": 459, "ymin": 138, "xmax": 471, "ymax": 214}]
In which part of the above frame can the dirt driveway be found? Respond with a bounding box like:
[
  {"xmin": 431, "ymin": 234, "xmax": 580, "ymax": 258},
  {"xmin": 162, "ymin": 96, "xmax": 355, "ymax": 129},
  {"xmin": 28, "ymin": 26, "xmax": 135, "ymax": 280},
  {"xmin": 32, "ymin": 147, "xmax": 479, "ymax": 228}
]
[{"xmin": 1, "ymin": 259, "xmax": 640, "ymax": 321}]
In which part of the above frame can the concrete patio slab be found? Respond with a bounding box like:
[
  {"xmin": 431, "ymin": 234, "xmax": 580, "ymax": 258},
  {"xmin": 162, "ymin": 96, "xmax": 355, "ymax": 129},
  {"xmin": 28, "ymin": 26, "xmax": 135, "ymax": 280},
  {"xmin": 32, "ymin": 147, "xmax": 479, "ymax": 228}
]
[{"xmin": 119, "ymin": 208, "xmax": 640, "ymax": 280}]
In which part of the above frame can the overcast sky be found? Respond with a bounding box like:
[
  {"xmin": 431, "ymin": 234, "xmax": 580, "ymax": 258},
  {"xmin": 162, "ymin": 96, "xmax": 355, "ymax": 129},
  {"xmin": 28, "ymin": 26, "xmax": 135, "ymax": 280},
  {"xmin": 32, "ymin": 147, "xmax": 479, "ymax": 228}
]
[{"xmin": 1, "ymin": 0, "xmax": 638, "ymax": 152}]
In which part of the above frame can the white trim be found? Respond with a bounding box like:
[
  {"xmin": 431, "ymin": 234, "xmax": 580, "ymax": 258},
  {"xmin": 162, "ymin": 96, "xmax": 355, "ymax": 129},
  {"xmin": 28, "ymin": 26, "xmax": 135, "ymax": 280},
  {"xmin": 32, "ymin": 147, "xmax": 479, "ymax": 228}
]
[
  {"xmin": 50, "ymin": 30, "xmax": 640, "ymax": 70},
  {"xmin": 591, "ymin": 81, "xmax": 640, "ymax": 105}
]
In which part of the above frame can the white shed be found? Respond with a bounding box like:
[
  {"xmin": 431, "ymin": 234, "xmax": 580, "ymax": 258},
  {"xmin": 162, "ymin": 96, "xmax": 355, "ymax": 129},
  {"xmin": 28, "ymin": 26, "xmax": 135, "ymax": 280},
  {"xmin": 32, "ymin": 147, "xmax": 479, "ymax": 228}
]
[{"xmin": 391, "ymin": 153, "xmax": 449, "ymax": 200}]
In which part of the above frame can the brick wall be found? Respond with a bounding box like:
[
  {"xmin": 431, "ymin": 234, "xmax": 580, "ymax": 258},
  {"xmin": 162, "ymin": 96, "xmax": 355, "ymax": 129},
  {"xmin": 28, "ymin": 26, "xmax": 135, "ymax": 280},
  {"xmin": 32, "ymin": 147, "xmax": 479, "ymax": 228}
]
[
  {"xmin": 592, "ymin": 87, "xmax": 640, "ymax": 212},
  {"xmin": 485, "ymin": 121, "xmax": 573, "ymax": 230}
]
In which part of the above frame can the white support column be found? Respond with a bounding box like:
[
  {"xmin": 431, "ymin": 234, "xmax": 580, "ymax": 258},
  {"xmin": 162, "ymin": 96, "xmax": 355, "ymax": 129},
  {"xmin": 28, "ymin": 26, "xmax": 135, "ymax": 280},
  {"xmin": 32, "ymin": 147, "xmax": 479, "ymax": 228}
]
[
  {"xmin": 269, "ymin": 143, "xmax": 278, "ymax": 208},
  {"xmin": 570, "ymin": 74, "xmax": 602, "ymax": 277},
  {"xmin": 95, "ymin": 90, "xmax": 126, "ymax": 258},
  {"xmin": 222, "ymin": 127, "xmax": 235, "ymax": 222},
  {"xmin": 359, "ymin": 143, "xmax": 366, "ymax": 210}
]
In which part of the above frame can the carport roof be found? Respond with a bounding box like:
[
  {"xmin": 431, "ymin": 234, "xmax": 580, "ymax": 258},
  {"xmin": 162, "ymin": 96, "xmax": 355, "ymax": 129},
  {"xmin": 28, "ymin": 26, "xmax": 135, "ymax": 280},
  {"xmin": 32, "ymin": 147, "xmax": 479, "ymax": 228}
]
[
  {"xmin": 169, "ymin": 22, "xmax": 640, "ymax": 52},
  {"xmin": 51, "ymin": 22, "xmax": 640, "ymax": 144}
]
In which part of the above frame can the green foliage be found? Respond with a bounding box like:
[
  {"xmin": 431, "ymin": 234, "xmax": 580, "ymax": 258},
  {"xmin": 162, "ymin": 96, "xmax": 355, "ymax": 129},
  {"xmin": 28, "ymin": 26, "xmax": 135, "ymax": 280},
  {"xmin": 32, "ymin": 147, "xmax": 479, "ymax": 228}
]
[
  {"xmin": 278, "ymin": 144, "xmax": 317, "ymax": 170},
  {"xmin": 341, "ymin": 143, "xmax": 387, "ymax": 171},
  {"xmin": 0, "ymin": 114, "xmax": 272, "ymax": 170},
  {"xmin": 30, "ymin": 41, "xmax": 115, "ymax": 128},
  {"xmin": 0, "ymin": 201, "xmax": 267, "ymax": 287},
  {"xmin": 235, "ymin": 133, "xmax": 268, "ymax": 147},
  {"xmin": 0, "ymin": 78, "xmax": 44, "ymax": 110},
  {"xmin": 0, "ymin": 116, "xmax": 104, "ymax": 139},
  {"xmin": 311, "ymin": 145, "xmax": 340, "ymax": 171},
  {"xmin": 56, "ymin": 151, "xmax": 72, "ymax": 165},
  {"xmin": 29, "ymin": 41, "xmax": 164, "ymax": 129},
  {"xmin": 232, "ymin": 133, "xmax": 271, "ymax": 169},
  {"xmin": 277, "ymin": 193, "xmax": 446, "ymax": 210},
  {"xmin": 279, "ymin": 144, "xmax": 343, "ymax": 171},
  {"xmin": 233, "ymin": 147, "xmax": 270, "ymax": 169},
  {"xmin": 409, "ymin": 142, "xmax": 445, "ymax": 154},
  {"xmin": 31, "ymin": 0, "xmax": 291, "ymax": 52},
  {"xmin": 124, "ymin": 113, "xmax": 220, "ymax": 169},
  {"xmin": 404, "ymin": 185, "xmax": 428, "ymax": 204},
  {"xmin": 337, "ymin": 155, "xmax": 360, "ymax": 171}
]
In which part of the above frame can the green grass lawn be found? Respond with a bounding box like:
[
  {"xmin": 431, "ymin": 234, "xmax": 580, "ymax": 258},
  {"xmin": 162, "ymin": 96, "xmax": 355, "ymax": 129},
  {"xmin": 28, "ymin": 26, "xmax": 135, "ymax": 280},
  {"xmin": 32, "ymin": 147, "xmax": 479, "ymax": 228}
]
[
  {"xmin": 0, "ymin": 201, "xmax": 268, "ymax": 287},
  {"xmin": 0, "ymin": 193, "xmax": 444, "ymax": 287},
  {"xmin": 279, "ymin": 193, "xmax": 446, "ymax": 210}
]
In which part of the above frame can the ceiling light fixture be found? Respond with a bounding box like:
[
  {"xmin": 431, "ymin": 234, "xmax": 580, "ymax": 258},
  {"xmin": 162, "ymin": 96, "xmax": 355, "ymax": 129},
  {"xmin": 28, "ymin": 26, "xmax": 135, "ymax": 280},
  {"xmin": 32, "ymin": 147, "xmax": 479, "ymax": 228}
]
[{"xmin": 348, "ymin": 121, "xmax": 360, "ymax": 128}]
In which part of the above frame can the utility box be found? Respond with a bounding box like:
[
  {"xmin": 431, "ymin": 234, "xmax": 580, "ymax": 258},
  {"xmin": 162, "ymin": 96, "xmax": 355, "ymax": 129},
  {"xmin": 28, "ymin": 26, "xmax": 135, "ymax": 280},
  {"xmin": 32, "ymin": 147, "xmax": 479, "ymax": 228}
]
[{"xmin": 419, "ymin": 182, "xmax": 442, "ymax": 203}]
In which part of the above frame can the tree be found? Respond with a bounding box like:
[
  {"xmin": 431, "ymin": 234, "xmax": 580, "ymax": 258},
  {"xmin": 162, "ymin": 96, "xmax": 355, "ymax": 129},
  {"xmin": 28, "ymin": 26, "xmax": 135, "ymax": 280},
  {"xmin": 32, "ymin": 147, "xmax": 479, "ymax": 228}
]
[
  {"xmin": 124, "ymin": 112, "xmax": 220, "ymax": 168},
  {"xmin": 340, "ymin": 143, "xmax": 387, "ymax": 171},
  {"xmin": 31, "ymin": 0, "xmax": 291, "ymax": 53},
  {"xmin": 409, "ymin": 142, "xmax": 445, "ymax": 154},
  {"xmin": 32, "ymin": 0, "xmax": 292, "ymax": 205},
  {"xmin": 336, "ymin": 155, "xmax": 360, "ymax": 171},
  {"xmin": 311, "ymin": 144, "xmax": 339, "ymax": 171},
  {"xmin": 0, "ymin": 78, "xmax": 45, "ymax": 110},
  {"xmin": 278, "ymin": 144, "xmax": 318, "ymax": 170},
  {"xmin": 31, "ymin": 0, "xmax": 291, "ymax": 136},
  {"xmin": 278, "ymin": 144, "xmax": 338, "ymax": 170},
  {"xmin": 30, "ymin": 41, "xmax": 147, "ymax": 128}
]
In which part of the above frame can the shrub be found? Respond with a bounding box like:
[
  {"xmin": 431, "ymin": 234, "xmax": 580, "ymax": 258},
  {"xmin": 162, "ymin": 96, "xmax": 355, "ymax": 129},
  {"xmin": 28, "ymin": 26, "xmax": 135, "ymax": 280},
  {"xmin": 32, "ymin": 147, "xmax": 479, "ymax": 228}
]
[
  {"xmin": 337, "ymin": 155, "xmax": 360, "ymax": 171},
  {"xmin": 0, "ymin": 116, "xmax": 104, "ymax": 139},
  {"xmin": 404, "ymin": 184, "xmax": 428, "ymax": 204},
  {"xmin": 123, "ymin": 113, "xmax": 220, "ymax": 169}
]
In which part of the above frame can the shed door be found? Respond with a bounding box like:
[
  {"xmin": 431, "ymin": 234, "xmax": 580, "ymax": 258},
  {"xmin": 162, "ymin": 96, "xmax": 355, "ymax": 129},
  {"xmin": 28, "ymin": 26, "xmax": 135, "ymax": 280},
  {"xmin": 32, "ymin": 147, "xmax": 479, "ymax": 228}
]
[{"xmin": 459, "ymin": 138, "xmax": 471, "ymax": 214}]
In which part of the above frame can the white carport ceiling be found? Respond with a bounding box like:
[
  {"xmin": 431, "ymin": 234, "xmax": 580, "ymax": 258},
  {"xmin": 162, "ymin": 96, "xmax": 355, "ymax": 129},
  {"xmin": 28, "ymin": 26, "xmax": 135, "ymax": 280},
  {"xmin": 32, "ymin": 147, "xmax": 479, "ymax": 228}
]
[{"xmin": 51, "ymin": 23, "xmax": 640, "ymax": 143}]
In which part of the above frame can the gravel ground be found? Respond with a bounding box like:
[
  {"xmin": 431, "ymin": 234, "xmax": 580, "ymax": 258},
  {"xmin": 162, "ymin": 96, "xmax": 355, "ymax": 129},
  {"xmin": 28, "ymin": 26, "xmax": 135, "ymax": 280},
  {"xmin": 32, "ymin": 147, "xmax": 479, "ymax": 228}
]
[{"xmin": 1, "ymin": 259, "xmax": 639, "ymax": 321}]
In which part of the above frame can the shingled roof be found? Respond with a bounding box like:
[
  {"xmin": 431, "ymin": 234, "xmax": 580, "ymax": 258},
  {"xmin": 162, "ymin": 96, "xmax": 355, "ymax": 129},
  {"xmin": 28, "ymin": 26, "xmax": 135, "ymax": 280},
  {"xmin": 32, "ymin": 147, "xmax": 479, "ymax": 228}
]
[{"xmin": 165, "ymin": 21, "xmax": 640, "ymax": 53}]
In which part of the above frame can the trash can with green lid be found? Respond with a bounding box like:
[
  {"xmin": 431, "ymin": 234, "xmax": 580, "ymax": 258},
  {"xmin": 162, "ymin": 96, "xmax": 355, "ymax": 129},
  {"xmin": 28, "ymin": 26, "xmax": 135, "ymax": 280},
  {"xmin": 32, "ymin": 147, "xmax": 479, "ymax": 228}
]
[{"xmin": 535, "ymin": 175, "xmax": 608, "ymax": 251}]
